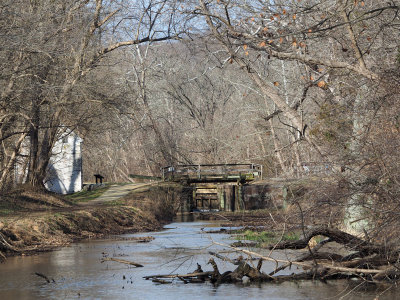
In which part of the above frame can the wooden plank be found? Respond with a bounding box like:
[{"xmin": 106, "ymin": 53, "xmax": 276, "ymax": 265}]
[
  {"xmin": 196, "ymin": 194, "xmax": 218, "ymax": 200},
  {"xmin": 196, "ymin": 188, "xmax": 217, "ymax": 194},
  {"xmin": 210, "ymin": 199, "xmax": 219, "ymax": 209}
]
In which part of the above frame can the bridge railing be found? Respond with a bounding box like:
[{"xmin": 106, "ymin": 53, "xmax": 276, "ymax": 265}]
[{"xmin": 161, "ymin": 164, "xmax": 262, "ymax": 182}]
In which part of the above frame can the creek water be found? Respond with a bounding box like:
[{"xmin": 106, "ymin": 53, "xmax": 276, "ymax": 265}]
[{"xmin": 0, "ymin": 219, "xmax": 398, "ymax": 300}]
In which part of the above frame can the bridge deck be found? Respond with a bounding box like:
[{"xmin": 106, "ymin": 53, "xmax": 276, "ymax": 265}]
[{"xmin": 161, "ymin": 164, "xmax": 262, "ymax": 183}]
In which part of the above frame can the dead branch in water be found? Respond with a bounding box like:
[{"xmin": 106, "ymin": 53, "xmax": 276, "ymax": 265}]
[
  {"xmin": 34, "ymin": 272, "xmax": 55, "ymax": 283},
  {"xmin": 101, "ymin": 257, "xmax": 144, "ymax": 267},
  {"xmin": 146, "ymin": 227, "xmax": 400, "ymax": 285}
]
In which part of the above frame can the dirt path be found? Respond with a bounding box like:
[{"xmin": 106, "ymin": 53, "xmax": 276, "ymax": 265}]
[
  {"xmin": 1, "ymin": 183, "xmax": 154, "ymax": 222},
  {"xmin": 78, "ymin": 183, "xmax": 152, "ymax": 206}
]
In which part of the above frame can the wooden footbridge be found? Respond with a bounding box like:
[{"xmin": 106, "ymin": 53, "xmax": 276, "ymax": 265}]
[
  {"xmin": 161, "ymin": 164, "xmax": 263, "ymax": 211},
  {"xmin": 161, "ymin": 164, "xmax": 262, "ymax": 183}
]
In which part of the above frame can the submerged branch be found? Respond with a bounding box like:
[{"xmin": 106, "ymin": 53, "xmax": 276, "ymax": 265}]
[
  {"xmin": 101, "ymin": 258, "xmax": 144, "ymax": 267},
  {"xmin": 34, "ymin": 272, "xmax": 55, "ymax": 283}
]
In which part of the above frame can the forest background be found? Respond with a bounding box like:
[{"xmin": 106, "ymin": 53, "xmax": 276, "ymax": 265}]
[{"xmin": 1, "ymin": 0, "xmax": 399, "ymax": 236}]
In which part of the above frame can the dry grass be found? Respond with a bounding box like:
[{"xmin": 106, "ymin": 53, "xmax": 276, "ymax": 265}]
[
  {"xmin": 119, "ymin": 182, "xmax": 183, "ymax": 222},
  {"xmin": 0, "ymin": 185, "xmax": 73, "ymax": 216}
]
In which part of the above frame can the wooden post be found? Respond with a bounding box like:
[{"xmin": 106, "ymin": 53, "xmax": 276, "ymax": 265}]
[
  {"xmin": 218, "ymin": 186, "xmax": 225, "ymax": 210},
  {"xmin": 223, "ymin": 185, "xmax": 235, "ymax": 212},
  {"xmin": 94, "ymin": 174, "xmax": 104, "ymax": 184}
]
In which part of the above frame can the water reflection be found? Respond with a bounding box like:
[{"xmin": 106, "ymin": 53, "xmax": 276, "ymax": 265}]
[{"xmin": 0, "ymin": 221, "xmax": 398, "ymax": 300}]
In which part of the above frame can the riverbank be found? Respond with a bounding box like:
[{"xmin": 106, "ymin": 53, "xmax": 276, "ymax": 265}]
[
  {"xmin": 0, "ymin": 182, "xmax": 181, "ymax": 261},
  {"xmin": 0, "ymin": 206, "xmax": 160, "ymax": 259}
]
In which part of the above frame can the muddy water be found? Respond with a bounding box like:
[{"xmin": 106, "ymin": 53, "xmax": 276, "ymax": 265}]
[{"xmin": 0, "ymin": 220, "xmax": 398, "ymax": 300}]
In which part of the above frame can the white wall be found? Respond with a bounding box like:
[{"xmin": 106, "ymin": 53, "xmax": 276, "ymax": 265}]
[{"xmin": 44, "ymin": 133, "xmax": 83, "ymax": 194}]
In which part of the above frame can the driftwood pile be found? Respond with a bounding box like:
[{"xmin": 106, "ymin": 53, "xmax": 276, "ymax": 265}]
[{"xmin": 145, "ymin": 226, "xmax": 400, "ymax": 284}]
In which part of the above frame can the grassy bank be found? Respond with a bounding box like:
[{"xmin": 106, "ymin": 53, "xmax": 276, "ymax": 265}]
[
  {"xmin": 231, "ymin": 229, "xmax": 302, "ymax": 248},
  {"xmin": 63, "ymin": 184, "xmax": 111, "ymax": 203}
]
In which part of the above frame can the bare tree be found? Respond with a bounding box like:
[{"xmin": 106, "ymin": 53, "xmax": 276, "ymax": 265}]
[{"xmin": 0, "ymin": 0, "xmax": 183, "ymax": 189}]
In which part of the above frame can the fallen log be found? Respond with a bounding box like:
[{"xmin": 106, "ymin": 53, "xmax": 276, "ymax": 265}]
[
  {"xmin": 101, "ymin": 258, "xmax": 143, "ymax": 267},
  {"xmin": 268, "ymin": 227, "xmax": 382, "ymax": 256},
  {"xmin": 214, "ymin": 241, "xmax": 385, "ymax": 276},
  {"xmin": 145, "ymin": 258, "xmax": 273, "ymax": 285},
  {"xmin": 145, "ymin": 251, "xmax": 400, "ymax": 286},
  {"xmin": 230, "ymin": 258, "xmax": 273, "ymax": 282},
  {"xmin": 268, "ymin": 237, "xmax": 332, "ymax": 276},
  {"xmin": 145, "ymin": 227, "xmax": 400, "ymax": 286},
  {"xmin": 208, "ymin": 257, "xmax": 231, "ymax": 283}
]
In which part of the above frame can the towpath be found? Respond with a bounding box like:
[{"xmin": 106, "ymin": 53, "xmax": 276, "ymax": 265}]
[
  {"xmin": 79, "ymin": 183, "xmax": 153, "ymax": 206},
  {"xmin": 1, "ymin": 183, "xmax": 154, "ymax": 222}
]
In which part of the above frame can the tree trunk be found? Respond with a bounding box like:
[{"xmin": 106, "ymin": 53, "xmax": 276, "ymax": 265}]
[
  {"xmin": 26, "ymin": 100, "xmax": 40, "ymax": 186},
  {"xmin": 0, "ymin": 132, "xmax": 28, "ymax": 190}
]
